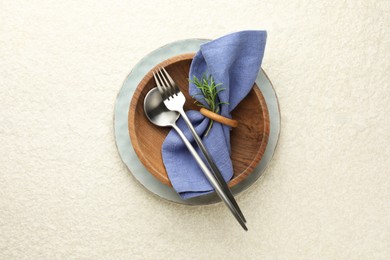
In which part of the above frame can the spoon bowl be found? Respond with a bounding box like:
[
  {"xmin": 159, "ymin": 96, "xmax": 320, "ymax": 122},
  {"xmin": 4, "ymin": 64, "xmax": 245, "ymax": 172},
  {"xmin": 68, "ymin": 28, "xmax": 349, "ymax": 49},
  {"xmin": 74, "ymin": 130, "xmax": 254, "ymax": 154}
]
[{"xmin": 144, "ymin": 88, "xmax": 180, "ymax": 127}]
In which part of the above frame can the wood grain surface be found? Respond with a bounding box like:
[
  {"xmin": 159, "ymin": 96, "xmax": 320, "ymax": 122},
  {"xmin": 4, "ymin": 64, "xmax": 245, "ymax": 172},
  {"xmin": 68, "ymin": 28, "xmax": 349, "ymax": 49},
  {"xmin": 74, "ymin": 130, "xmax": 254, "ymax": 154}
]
[{"xmin": 128, "ymin": 53, "xmax": 270, "ymax": 187}]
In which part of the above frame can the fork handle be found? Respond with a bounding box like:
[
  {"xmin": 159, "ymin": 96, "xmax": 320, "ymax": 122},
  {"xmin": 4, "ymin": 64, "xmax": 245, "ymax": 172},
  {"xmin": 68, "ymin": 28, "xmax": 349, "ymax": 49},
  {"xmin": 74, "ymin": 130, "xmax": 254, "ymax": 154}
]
[
  {"xmin": 171, "ymin": 123, "xmax": 247, "ymax": 231},
  {"xmin": 177, "ymin": 109, "xmax": 246, "ymax": 223}
]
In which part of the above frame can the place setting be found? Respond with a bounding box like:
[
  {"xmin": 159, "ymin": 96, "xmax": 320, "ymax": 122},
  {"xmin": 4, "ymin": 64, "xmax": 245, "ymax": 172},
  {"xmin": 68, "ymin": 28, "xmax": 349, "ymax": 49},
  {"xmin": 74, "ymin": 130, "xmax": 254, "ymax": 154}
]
[{"xmin": 114, "ymin": 30, "xmax": 281, "ymax": 230}]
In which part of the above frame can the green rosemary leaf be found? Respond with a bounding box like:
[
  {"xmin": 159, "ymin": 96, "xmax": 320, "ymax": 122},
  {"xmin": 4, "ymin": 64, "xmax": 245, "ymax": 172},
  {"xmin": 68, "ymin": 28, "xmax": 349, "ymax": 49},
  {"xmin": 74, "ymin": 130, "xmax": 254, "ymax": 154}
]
[
  {"xmin": 216, "ymin": 101, "xmax": 229, "ymax": 106},
  {"xmin": 215, "ymin": 88, "xmax": 226, "ymax": 94}
]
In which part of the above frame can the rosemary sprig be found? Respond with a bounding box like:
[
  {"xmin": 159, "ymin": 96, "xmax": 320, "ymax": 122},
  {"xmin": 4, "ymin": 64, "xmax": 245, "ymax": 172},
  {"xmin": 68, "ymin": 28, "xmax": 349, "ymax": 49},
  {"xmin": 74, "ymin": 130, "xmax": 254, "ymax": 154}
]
[{"xmin": 189, "ymin": 73, "xmax": 228, "ymax": 136}]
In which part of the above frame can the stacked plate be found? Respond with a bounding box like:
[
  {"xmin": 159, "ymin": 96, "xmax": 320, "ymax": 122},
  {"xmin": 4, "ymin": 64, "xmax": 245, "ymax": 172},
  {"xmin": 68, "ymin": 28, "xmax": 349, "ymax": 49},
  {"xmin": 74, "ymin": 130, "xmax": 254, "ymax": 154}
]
[{"xmin": 114, "ymin": 39, "xmax": 280, "ymax": 205}]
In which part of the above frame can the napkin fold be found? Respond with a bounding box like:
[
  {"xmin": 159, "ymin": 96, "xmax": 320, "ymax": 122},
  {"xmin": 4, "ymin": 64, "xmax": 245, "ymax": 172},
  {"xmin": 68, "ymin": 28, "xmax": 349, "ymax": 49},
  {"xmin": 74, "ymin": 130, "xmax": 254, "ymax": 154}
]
[{"xmin": 162, "ymin": 30, "xmax": 267, "ymax": 199}]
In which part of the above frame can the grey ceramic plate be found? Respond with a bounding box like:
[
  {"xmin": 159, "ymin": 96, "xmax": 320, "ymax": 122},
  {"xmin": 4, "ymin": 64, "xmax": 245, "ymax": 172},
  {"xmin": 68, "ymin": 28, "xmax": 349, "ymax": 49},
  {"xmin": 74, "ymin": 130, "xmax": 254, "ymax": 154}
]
[{"xmin": 114, "ymin": 39, "xmax": 280, "ymax": 205}]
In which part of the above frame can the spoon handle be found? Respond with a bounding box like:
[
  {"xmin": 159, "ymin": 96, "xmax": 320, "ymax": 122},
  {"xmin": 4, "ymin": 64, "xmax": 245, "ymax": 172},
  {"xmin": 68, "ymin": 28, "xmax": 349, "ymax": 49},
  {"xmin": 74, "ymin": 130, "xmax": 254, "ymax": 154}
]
[{"xmin": 171, "ymin": 123, "xmax": 247, "ymax": 231}]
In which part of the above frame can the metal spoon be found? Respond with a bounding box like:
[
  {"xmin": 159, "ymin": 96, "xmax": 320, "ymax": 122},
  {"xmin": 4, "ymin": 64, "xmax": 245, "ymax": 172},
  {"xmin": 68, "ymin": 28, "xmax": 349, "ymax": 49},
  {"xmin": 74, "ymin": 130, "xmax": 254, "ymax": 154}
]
[{"xmin": 144, "ymin": 87, "xmax": 247, "ymax": 231}]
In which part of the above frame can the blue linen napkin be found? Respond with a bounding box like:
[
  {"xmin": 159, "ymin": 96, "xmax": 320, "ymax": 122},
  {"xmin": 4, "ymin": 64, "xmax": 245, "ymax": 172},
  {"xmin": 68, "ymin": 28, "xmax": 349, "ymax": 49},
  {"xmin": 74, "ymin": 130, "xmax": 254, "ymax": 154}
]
[{"xmin": 162, "ymin": 30, "xmax": 267, "ymax": 199}]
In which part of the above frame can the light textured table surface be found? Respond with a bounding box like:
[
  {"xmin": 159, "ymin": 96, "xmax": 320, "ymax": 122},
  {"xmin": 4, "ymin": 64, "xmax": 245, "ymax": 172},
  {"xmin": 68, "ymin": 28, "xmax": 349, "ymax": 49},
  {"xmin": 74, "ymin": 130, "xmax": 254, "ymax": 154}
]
[{"xmin": 1, "ymin": 1, "xmax": 389, "ymax": 259}]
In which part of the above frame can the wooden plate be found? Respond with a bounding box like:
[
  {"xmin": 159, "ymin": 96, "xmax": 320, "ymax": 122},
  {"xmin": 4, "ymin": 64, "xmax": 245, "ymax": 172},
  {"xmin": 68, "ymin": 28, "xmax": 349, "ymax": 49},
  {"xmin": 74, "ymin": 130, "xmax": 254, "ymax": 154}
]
[{"xmin": 128, "ymin": 53, "xmax": 270, "ymax": 187}]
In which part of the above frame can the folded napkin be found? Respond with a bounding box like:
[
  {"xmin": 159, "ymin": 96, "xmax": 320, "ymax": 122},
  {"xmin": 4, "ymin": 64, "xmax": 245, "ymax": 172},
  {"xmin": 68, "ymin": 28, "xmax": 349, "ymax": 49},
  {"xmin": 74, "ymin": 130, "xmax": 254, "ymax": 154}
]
[{"xmin": 162, "ymin": 30, "xmax": 267, "ymax": 199}]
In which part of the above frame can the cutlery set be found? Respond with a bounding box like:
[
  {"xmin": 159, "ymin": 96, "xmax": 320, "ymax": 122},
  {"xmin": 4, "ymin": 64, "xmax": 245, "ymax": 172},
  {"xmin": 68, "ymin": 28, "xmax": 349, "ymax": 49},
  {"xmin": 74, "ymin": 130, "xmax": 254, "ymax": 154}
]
[{"xmin": 144, "ymin": 67, "xmax": 247, "ymax": 230}]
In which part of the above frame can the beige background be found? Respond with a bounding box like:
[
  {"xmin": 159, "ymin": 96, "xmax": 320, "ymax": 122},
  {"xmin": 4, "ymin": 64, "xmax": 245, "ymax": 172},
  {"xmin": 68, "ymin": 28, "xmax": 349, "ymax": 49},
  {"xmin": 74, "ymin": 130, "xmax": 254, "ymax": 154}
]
[{"xmin": 1, "ymin": 0, "xmax": 389, "ymax": 259}]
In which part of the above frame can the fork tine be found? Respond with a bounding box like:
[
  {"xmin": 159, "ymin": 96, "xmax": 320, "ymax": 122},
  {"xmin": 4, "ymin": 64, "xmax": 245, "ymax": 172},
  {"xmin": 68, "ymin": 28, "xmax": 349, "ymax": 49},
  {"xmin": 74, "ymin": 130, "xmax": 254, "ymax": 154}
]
[
  {"xmin": 161, "ymin": 67, "xmax": 179, "ymax": 94},
  {"xmin": 153, "ymin": 71, "xmax": 166, "ymax": 100},
  {"xmin": 158, "ymin": 67, "xmax": 176, "ymax": 97},
  {"xmin": 156, "ymin": 70, "xmax": 171, "ymax": 100},
  {"xmin": 156, "ymin": 70, "xmax": 170, "ymax": 100}
]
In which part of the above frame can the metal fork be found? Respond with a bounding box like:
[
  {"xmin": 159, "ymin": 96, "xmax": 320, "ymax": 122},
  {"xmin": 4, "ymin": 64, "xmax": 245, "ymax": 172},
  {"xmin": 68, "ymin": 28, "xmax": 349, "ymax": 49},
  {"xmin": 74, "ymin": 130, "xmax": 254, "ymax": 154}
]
[{"xmin": 153, "ymin": 67, "xmax": 247, "ymax": 230}]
